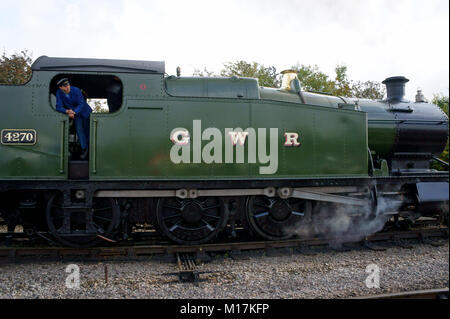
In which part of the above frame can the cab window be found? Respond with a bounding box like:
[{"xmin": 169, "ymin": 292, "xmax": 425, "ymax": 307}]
[{"xmin": 49, "ymin": 74, "xmax": 123, "ymax": 113}]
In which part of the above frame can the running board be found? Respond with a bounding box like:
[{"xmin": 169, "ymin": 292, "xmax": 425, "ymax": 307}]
[{"xmin": 94, "ymin": 186, "xmax": 366, "ymax": 206}]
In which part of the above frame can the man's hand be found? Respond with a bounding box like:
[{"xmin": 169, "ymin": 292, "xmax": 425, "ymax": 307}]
[{"xmin": 66, "ymin": 109, "xmax": 75, "ymax": 119}]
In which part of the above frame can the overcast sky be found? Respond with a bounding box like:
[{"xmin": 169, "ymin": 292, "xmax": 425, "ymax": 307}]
[{"xmin": 1, "ymin": 0, "xmax": 448, "ymax": 100}]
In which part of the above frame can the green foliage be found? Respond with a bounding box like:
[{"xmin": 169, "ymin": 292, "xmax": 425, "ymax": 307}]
[
  {"xmin": 192, "ymin": 67, "xmax": 217, "ymax": 77},
  {"xmin": 433, "ymin": 94, "xmax": 449, "ymax": 116},
  {"xmin": 333, "ymin": 65, "xmax": 352, "ymax": 97},
  {"xmin": 198, "ymin": 60, "xmax": 385, "ymax": 99},
  {"xmin": 193, "ymin": 61, "xmax": 280, "ymax": 87},
  {"xmin": 351, "ymin": 80, "xmax": 385, "ymax": 100},
  {"xmin": 0, "ymin": 50, "xmax": 33, "ymax": 85},
  {"xmin": 291, "ymin": 64, "xmax": 334, "ymax": 93},
  {"xmin": 431, "ymin": 94, "xmax": 449, "ymax": 171},
  {"xmin": 89, "ymin": 99, "xmax": 109, "ymax": 113},
  {"xmin": 219, "ymin": 61, "xmax": 280, "ymax": 87},
  {"xmin": 290, "ymin": 64, "xmax": 385, "ymax": 99}
]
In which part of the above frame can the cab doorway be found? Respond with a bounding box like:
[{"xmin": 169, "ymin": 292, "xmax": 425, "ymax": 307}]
[{"xmin": 49, "ymin": 74, "xmax": 123, "ymax": 180}]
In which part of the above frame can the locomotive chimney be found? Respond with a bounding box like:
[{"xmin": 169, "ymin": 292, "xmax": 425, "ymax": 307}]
[{"xmin": 382, "ymin": 76, "xmax": 409, "ymax": 103}]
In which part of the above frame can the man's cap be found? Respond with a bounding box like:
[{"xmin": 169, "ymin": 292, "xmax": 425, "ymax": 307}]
[{"xmin": 57, "ymin": 78, "xmax": 69, "ymax": 87}]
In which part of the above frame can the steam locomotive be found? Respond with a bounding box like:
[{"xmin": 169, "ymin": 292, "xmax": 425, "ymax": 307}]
[{"xmin": 0, "ymin": 56, "xmax": 448, "ymax": 247}]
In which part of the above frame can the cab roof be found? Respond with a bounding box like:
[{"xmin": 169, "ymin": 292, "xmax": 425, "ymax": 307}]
[{"xmin": 31, "ymin": 56, "xmax": 165, "ymax": 74}]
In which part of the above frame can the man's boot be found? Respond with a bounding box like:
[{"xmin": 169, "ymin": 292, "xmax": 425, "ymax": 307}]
[{"xmin": 80, "ymin": 148, "xmax": 88, "ymax": 160}]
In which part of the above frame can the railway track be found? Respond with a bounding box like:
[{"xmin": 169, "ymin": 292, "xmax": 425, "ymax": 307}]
[
  {"xmin": 354, "ymin": 288, "xmax": 449, "ymax": 299},
  {"xmin": 0, "ymin": 226, "xmax": 447, "ymax": 263}
]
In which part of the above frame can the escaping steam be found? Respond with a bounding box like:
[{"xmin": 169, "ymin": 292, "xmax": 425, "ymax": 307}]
[{"xmin": 285, "ymin": 186, "xmax": 406, "ymax": 247}]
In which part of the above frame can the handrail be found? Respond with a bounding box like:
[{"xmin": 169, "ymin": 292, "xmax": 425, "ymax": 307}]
[
  {"xmin": 59, "ymin": 120, "xmax": 65, "ymax": 173},
  {"xmin": 368, "ymin": 119, "xmax": 447, "ymax": 125},
  {"xmin": 92, "ymin": 120, "xmax": 97, "ymax": 174},
  {"xmin": 368, "ymin": 148, "xmax": 375, "ymax": 177},
  {"xmin": 432, "ymin": 156, "xmax": 449, "ymax": 167}
]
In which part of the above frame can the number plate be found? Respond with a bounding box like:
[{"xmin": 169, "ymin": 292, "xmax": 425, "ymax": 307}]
[{"xmin": 1, "ymin": 129, "xmax": 37, "ymax": 145}]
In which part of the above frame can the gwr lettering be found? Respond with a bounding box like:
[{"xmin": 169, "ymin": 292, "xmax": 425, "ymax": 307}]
[
  {"xmin": 284, "ymin": 132, "xmax": 301, "ymax": 147},
  {"xmin": 229, "ymin": 131, "xmax": 249, "ymax": 146}
]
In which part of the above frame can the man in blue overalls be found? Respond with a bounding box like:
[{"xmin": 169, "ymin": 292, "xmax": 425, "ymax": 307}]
[{"xmin": 55, "ymin": 78, "xmax": 92, "ymax": 160}]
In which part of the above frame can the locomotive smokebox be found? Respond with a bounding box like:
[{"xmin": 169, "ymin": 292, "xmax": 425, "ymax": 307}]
[{"xmin": 382, "ymin": 76, "xmax": 409, "ymax": 102}]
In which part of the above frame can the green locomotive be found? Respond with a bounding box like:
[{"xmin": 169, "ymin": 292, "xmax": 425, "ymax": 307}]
[{"xmin": 0, "ymin": 56, "xmax": 448, "ymax": 247}]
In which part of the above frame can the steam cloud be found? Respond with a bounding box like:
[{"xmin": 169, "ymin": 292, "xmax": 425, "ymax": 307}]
[{"xmin": 285, "ymin": 186, "xmax": 406, "ymax": 247}]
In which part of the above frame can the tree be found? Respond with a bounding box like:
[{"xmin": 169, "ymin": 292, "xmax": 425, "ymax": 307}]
[
  {"xmin": 433, "ymin": 94, "xmax": 449, "ymax": 116},
  {"xmin": 0, "ymin": 50, "xmax": 33, "ymax": 85},
  {"xmin": 89, "ymin": 99, "xmax": 109, "ymax": 113},
  {"xmin": 351, "ymin": 80, "xmax": 385, "ymax": 100},
  {"xmin": 291, "ymin": 63, "xmax": 385, "ymax": 99},
  {"xmin": 431, "ymin": 94, "xmax": 449, "ymax": 171},
  {"xmin": 193, "ymin": 67, "xmax": 217, "ymax": 77},
  {"xmin": 291, "ymin": 64, "xmax": 334, "ymax": 93},
  {"xmin": 333, "ymin": 65, "xmax": 352, "ymax": 97},
  {"xmin": 193, "ymin": 60, "xmax": 385, "ymax": 99},
  {"xmin": 220, "ymin": 61, "xmax": 280, "ymax": 87}
]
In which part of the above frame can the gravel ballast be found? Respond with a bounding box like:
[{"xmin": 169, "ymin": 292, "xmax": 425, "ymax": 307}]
[{"xmin": 0, "ymin": 241, "xmax": 448, "ymax": 299}]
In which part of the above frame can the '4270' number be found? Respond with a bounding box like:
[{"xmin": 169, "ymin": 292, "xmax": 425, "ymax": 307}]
[{"xmin": 1, "ymin": 129, "xmax": 36, "ymax": 145}]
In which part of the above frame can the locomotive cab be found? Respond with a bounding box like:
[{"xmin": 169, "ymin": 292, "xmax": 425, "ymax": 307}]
[
  {"xmin": 29, "ymin": 56, "xmax": 165, "ymax": 181},
  {"xmin": 48, "ymin": 74, "xmax": 124, "ymax": 179}
]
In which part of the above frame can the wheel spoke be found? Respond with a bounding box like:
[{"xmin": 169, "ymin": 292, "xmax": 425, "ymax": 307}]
[
  {"xmin": 254, "ymin": 202, "xmax": 270, "ymax": 209},
  {"xmin": 163, "ymin": 213, "xmax": 182, "ymax": 220},
  {"xmin": 92, "ymin": 206, "xmax": 111, "ymax": 213},
  {"xmin": 203, "ymin": 204, "xmax": 220, "ymax": 210},
  {"xmin": 164, "ymin": 204, "xmax": 182, "ymax": 210},
  {"xmin": 197, "ymin": 198, "xmax": 209, "ymax": 205},
  {"xmin": 203, "ymin": 213, "xmax": 220, "ymax": 219},
  {"xmin": 254, "ymin": 211, "xmax": 269, "ymax": 218},
  {"xmin": 92, "ymin": 215, "xmax": 113, "ymax": 222},
  {"xmin": 169, "ymin": 221, "xmax": 182, "ymax": 232},
  {"xmin": 291, "ymin": 211, "xmax": 304, "ymax": 216},
  {"xmin": 92, "ymin": 223, "xmax": 105, "ymax": 233},
  {"xmin": 202, "ymin": 219, "xmax": 215, "ymax": 232}
]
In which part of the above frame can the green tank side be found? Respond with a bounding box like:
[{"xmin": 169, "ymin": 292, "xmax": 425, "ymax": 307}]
[
  {"xmin": 90, "ymin": 75, "xmax": 368, "ymax": 180},
  {"xmin": 0, "ymin": 70, "xmax": 368, "ymax": 181}
]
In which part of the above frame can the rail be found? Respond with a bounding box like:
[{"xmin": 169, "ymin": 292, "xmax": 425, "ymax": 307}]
[
  {"xmin": 354, "ymin": 288, "xmax": 449, "ymax": 299},
  {"xmin": 0, "ymin": 226, "xmax": 447, "ymax": 262}
]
